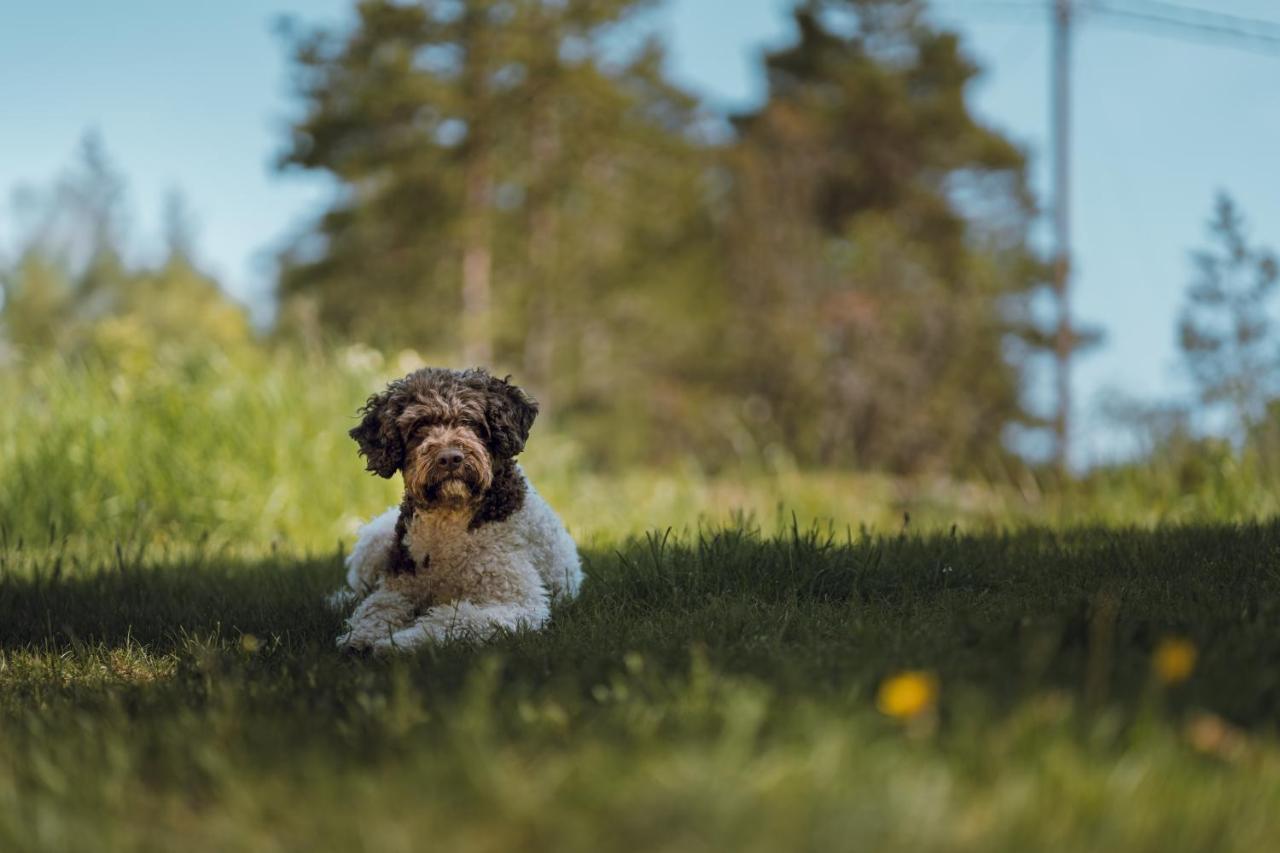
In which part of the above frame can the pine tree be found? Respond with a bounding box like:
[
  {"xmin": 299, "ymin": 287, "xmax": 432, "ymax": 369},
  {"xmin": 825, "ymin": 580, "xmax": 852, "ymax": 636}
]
[
  {"xmin": 1179, "ymin": 194, "xmax": 1280, "ymax": 437},
  {"xmin": 276, "ymin": 1, "xmax": 685, "ymax": 362},
  {"xmin": 724, "ymin": 0, "xmax": 1048, "ymax": 472}
]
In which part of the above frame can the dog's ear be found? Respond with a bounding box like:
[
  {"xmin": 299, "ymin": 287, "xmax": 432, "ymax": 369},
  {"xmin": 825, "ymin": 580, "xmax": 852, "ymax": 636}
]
[
  {"xmin": 350, "ymin": 387, "xmax": 406, "ymax": 478},
  {"xmin": 483, "ymin": 374, "xmax": 539, "ymax": 458}
]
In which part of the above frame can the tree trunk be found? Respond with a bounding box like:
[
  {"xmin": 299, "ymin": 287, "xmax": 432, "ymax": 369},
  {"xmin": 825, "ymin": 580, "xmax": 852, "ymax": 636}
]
[
  {"xmin": 460, "ymin": 8, "xmax": 493, "ymax": 367},
  {"xmin": 523, "ymin": 89, "xmax": 559, "ymax": 406},
  {"xmin": 461, "ymin": 155, "xmax": 493, "ymax": 367}
]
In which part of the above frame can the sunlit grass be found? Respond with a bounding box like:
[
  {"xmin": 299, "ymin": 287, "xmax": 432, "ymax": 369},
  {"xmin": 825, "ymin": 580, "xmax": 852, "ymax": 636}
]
[
  {"xmin": 2, "ymin": 348, "xmax": 1019, "ymax": 560},
  {"xmin": 4, "ymin": 349, "xmax": 1277, "ymax": 567}
]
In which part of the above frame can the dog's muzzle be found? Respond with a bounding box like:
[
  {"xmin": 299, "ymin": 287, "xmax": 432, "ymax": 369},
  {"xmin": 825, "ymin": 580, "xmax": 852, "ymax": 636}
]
[{"xmin": 404, "ymin": 443, "xmax": 489, "ymax": 507}]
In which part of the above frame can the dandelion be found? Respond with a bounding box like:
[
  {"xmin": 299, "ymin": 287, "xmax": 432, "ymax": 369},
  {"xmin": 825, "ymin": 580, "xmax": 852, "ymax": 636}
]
[
  {"xmin": 1153, "ymin": 636, "xmax": 1196, "ymax": 685},
  {"xmin": 239, "ymin": 633, "xmax": 261, "ymax": 654},
  {"xmin": 876, "ymin": 670, "xmax": 939, "ymax": 720}
]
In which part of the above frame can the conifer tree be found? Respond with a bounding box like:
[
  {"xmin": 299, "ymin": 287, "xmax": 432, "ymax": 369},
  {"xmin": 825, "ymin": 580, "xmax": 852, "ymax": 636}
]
[
  {"xmin": 1179, "ymin": 194, "xmax": 1280, "ymax": 437},
  {"xmin": 275, "ymin": 0, "xmax": 704, "ymax": 380},
  {"xmin": 725, "ymin": 0, "xmax": 1049, "ymax": 471}
]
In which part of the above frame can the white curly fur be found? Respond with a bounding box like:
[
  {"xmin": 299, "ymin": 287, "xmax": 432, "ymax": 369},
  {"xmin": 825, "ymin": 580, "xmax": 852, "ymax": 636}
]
[{"xmin": 334, "ymin": 473, "xmax": 581, "ymax": 653}]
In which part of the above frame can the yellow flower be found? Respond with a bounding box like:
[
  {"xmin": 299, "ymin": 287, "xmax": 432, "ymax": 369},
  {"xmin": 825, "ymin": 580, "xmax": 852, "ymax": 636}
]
[
  {"xmin": 239, "ymin": 633, "xmax": 262, "ymax": 654},
  {"xmin": 876, "ymin": 670, "xmax": 939, "ymax": 719},
  {"xmin": 1153, "ymin": 636, "xmax": 1197, "ymax": 685}
]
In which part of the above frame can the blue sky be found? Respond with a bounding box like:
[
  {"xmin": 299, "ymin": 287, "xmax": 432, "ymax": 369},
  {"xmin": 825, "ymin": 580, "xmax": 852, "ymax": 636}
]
[{"xmin": 2, "ymin": 1, "xmax": 1278, "ymax": 464}]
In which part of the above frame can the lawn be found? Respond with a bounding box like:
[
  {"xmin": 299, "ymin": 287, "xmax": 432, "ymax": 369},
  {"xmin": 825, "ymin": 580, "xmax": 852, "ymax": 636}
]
[
  {"xmin": 4, "ymin": 353, "xmax": 1280, "ymax": 850},
  {"xmin": 3, "ymin": 519, "xmax": 1280, "ymax": 851}
]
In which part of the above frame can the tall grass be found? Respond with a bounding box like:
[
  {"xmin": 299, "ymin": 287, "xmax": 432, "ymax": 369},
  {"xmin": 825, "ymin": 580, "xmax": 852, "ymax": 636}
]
[
  {"xmin": 0, "ymin": 348, "xmax": 398, "ymax": 553},
  {"xmin": 0, "ymin": 347, "xmax": 1014, "ymax": 556},
  {"xmin": 3, "ymin": 347, "xmax": 1279, "ymax": 562}
]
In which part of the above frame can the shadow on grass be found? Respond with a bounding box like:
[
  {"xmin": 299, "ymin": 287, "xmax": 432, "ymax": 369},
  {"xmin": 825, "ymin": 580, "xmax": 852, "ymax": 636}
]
[
  {"xmin": 0, "ymin": 553, "xmax": 348, "ymax": 650},
  {"xmin": 3, "ymin": 522, "xmax": 1280, "ymax": 724}
]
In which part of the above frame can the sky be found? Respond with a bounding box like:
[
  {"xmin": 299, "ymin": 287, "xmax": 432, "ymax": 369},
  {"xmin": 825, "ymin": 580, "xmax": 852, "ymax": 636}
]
[{"xmin": 1, "ymin": 0, "xmax": 1278, "ymax": 465}]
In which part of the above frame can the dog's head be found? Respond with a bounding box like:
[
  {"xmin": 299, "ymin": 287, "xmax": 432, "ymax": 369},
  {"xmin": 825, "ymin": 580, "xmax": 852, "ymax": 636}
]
[{"xmin": 349, "ymin": 368, "xmax": 538, "ymax": 509}]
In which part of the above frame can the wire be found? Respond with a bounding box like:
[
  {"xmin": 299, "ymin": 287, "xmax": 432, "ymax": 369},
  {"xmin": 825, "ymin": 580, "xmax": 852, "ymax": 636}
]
[
  {"xmin": 934, "ymin": 0, "xmax": 1280, "ymax": 53},
  {"xmin": 1086, "ymin": 0, "xmax": 1280, "ymax": 53}
]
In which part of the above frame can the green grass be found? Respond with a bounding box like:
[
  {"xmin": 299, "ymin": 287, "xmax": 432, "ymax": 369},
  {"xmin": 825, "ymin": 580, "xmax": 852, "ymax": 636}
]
[
  {"xmin": 3, "ymin": 520, "xmax": 1280, "ymax": 851},
  {"xmin": 6, "ymin": 349, "xmax": 1279, "ymax": 561},
  {"xmin": 6, "ymin": 351, "xmax": 1280, "ymax": 850}
]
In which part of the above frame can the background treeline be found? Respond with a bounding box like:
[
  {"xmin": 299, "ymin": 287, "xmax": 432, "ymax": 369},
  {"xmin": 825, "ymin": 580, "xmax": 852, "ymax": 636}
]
[
  {"xmin": 273, "ymin": 0, "xmax": 1063, "ymax": 473},
  {"xmin": 0, "ymin": 135, "xmax": 252, "ymax": 366},
  {"xmin": 1, "ymin": 0, "xmax": 1275, "ymax": 482}
]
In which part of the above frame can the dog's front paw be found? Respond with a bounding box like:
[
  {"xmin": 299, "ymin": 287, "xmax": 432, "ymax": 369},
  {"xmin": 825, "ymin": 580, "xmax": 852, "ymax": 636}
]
[
  {"xmin": 326, "ymin": 588, "xmax": 359, "ymax": 612},
  {"xmin": 366, "ymin": 622, "xmax": 434, "ymax": 655},
  {"xmin": 336, "ymin": 629, "xmax": 372, "ymax": 653},
  {"xmin": 369, "ymin": 637, "xmax": 401, "ymax": 656}
]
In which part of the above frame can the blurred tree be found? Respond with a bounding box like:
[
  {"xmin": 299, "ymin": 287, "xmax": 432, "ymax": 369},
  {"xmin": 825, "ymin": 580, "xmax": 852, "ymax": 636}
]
[
  {"xmin": 0, "ymin": 252, "xmax": 77, "ymax": 352},
  {"xmin": 0, "ymin": 136, "xmax": 251, "ymax": 362},
  {"xmin": 275, "ymin": 0, "xmax": 720, "ymax": 443},
  {"xmin": 90, "ymin": 190, "xmax": 251, "ymax": 361},
  {"xmin": 1, "ymin": 132, "xmax": 130, "ymax": 351},
  {"xmin": 724, "ymin": 0, "xmax": 1053, "ymax": 472},
  {"xmin": 1178, "ymin": 194, "xmax": 1280, "ymax": 440},
  {"xmin": 276, "ymin": 0, "xmax": 1066, "ymax": 473}
]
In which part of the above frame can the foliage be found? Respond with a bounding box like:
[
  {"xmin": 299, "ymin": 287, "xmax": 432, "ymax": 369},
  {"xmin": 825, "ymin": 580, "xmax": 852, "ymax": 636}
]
[
  {"xmin": 1178, "ymin": 193, "xmax": 1280, "ymax": 438},
  {"xmin": 1095, "ymin": 194, "xmax": 1280, "ymax": 494},
  {"xmin": 0, "ymin": 134, "xmax": 252, "ymax": 363},
  {"xmin": 276, "ymin": 0, "xmax": 1051, "ymax": 473},
  {"xmin": 724, "ymin": 0, "xmax": 1050, "ymax": 472},
  {"xmin": 276, "ymin": 0, "xmax": 720, "ymax": 419}
]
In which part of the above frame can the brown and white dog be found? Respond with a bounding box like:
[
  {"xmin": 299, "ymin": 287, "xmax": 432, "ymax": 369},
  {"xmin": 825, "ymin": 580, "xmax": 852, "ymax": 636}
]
[{"xmin": 332, "ymin": 367, "xmax": 581, "ymax": 653}]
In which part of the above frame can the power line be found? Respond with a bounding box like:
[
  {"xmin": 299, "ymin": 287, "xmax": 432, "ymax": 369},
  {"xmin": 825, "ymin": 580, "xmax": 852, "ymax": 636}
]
[
  {"xmin": 937, "ymin": 0, "xmax": 1280, "ymax": 52},
  {"xmin": 1087, "ymin": 0, "xmax": 1280, "ymax": 53}
]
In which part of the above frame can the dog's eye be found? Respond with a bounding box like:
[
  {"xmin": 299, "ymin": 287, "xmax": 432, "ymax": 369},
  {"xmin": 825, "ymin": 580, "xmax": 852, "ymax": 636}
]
[{"xmin": 406, "ymin": 420, "xmax": 435, "ymax": 438}]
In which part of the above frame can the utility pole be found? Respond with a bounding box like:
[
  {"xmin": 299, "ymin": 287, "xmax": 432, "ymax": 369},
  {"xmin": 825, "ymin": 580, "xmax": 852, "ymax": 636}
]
[
  {"xmin": 946, "ymin": 0, "xmax": 1280, "ymax": 470},
  {"xmin": 1051, "ymin": 0, "xmax": 1073, "ymax": 473}
]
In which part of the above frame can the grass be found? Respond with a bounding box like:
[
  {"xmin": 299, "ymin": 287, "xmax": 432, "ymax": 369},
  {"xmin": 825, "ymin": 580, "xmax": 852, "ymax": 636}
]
[
  {"xmin": 6, "ymin": 348, "xmax": 1280, "ymax": 560},
  {"xmin": 3, "ymin": 520, "xmax": 1280, "ymax": 851},
  {"xmin": 5, "ymin": 350, "xmax": 1280, "ymax": 850}
]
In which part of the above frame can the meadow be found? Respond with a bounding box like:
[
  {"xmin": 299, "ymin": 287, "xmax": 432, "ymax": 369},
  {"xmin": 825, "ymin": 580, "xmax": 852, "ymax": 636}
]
[{"xmin": 3, "ymin": 350, "xmax": 1280, "ymax": 851}]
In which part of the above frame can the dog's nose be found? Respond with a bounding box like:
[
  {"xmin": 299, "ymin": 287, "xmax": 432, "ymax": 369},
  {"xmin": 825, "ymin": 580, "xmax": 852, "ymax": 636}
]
[{"xmin": 438, "ymin": 448, "xmax": 464, "ymax": 470}]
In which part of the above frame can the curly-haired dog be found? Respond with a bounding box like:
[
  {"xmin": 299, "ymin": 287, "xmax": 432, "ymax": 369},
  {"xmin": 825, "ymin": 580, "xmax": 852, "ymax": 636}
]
[{"xmin": 332, "ymin": 368, "xmax": 581, "ymax": 653}]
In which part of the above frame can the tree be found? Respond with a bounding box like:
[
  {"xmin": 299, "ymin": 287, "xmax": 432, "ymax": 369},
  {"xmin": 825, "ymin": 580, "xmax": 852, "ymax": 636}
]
[
  {"xmin": 1, "ymin": 132, "xmax": 130, "ymax": 351},
  {"xmin": 722, "ymin": 0, "xmax": 1050, "ymax": 472},
  {"xmin": 275, "ymin": 0, "xmax": 1062, "ymax": 473},
  {"xmin": 0, "ymin": 135, "xmax": 250, "ymax": 360},
  {"xmin": 277, "ymin": 2, "xmax": 677, "ymax": 353},
  {"xmin": 275, "ymin": 0, "xmax": 720, "ymax": 450},
  {"xmin": 1178, "ymin": 193, "xmax": 1280, "ymax": 438}
]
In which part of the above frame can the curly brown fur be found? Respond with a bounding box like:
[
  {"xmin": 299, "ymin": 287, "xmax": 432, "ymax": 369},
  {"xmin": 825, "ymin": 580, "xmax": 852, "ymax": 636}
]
[{"xmin": 349, "ymin": 367, "xmax": 539, "ymax": 568}]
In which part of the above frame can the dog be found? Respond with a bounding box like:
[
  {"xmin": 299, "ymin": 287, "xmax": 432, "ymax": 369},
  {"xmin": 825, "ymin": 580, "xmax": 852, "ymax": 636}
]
[{"xmin": 332, "ymin": 367, "xmax": 581, "ymax": 653}]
